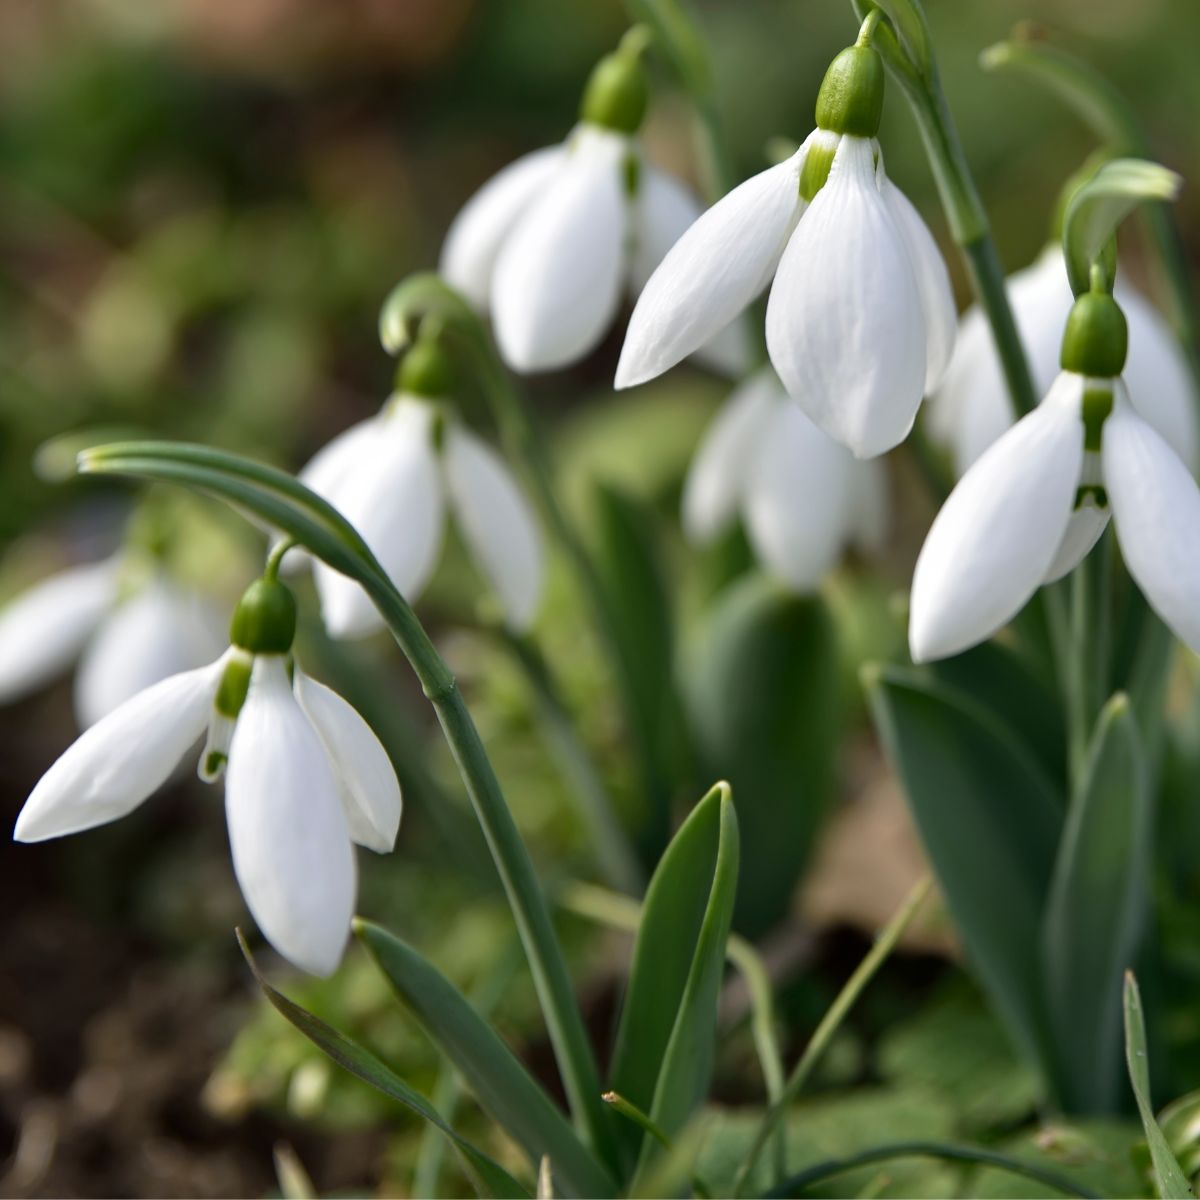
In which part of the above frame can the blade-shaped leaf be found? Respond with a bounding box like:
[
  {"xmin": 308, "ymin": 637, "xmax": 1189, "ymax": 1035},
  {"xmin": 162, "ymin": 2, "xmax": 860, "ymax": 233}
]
[
  {"xmin": 354, "ymin": 921, "xmax": 614, "ymax": 1200},
  {"xmin": 1042, "ymin": 694, "xmax": 1151, "ymax": 1112},
  {"xmin": 238, "ymin": 933, "xmax": 529, "ymax": 1200},
  {"xmin": 865, "ymin": 664, "xmax": 1062, "ymax": 1079},
  {"xmin": 609, "ymin": 783, "xmax": 739, "ymax": 1174},
  {"xmin": 684, "ymin": 574, "xmax": 841, "ymax": 936},
  {"xmin": 1124, "ymin": 972, "xmax": 1194, "ymax": 1198}
]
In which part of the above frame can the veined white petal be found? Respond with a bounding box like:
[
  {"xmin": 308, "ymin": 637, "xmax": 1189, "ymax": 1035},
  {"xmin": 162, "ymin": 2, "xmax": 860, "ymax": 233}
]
[
  {"xmin": 0, "ymin": 559, "xmax": 119, "ymax": 705},
  {"xmin": 766, "ymin": 135, "xmax": 925, "ymax": 459},
  {"xmin": 1042, "ymin": 504, "xmax": 1110, "ymax": 584},
  {"xmin": 312, "ymin": 399, "xmax": 445, "ymax": 639},
  {"xmin": 848, "ymin": 458, "xmax": 889, "ymax": 554},
  {"xmin": 1121, "ymin": 287, "xmax": 1200, "ymax": 474},
  {"xmin": 879, "ymin": 175, "xmax": 957, "ymax": 391},
  {"xmin": 295, "ymin": 671, "xmax": 402, "ymax": 854},
  {"xmin": 681, "ymin": 368, "xmax": 780, "ymax": 544},
  {"xmin": 1104, "ymin": 386, "xmax": 1200, "ymax": 652},
  {"xmin": 443, "ymin": 426, "xmax": 543, "ymax": 630},
  {"xmin": 439, "ymin": 145, "xmax": 566, "ymax": 309},
  {"xmin": 743, "ymin": 401, "xmax": 857, "ymax": 591},
  {"xmin": 630, "ymin": 165, "xmax": 702, "ymax": 290},
  {"xmin": 491, "ymin": 125, "xmax": 627, "ymax": 371},
  {"xmin": 909, "ymin": 372, "xmax": 1085, "ymax": 662},
  {"xmin": 225, "ymin": 656, "xmax": 356, "ymax": 977},
  {"xmin": 615, "ymin": 140, "xmax": 808, "ymax": 389},
  {"xmin": 14, "ymin": 659, "xmax": 222, "ymax": 842},
  {"xmin": 74, "ymin": 580, "xmax": 227, "ymax": 728}
]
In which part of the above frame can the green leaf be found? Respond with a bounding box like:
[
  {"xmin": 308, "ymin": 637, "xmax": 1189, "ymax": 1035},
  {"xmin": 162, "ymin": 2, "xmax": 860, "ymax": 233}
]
[
  {"xmin": 1062, "ymin": 158, "xmax": 1180, "ymax": 295},
  {"xmin": 865, "ymin": 664, "xmax": 1062, "ymax": 1079},
  {"xmin": 589, "ymin": 480, "xmax": 688, "ymax": 857},
  {"xmin": 609, "ymin": 783, "xmax": 739, "ymax": 1176},
  {"xmin": 684, "ymin": 574, "xmax": 841, "ymax": 936},
  {"xmin": 238, "ymin": 933, "xmax": 529, "ymax": 1200},
  {"xmin": 1042, "ymin": 695, "xmax": 1152, "ymax": 1113},
  {"xmin": 354, "ymin": 921, "xmax": 614, "ymax": 1199},
  {"xmin": 1124, "ymin": 972, "xmax": 1194, "ymax": 1198}
]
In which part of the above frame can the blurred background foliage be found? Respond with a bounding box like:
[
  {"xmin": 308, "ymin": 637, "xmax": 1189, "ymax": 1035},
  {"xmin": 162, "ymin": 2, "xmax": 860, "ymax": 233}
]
[{"xmin": 2, "ymin": 0, "xmax": 1200, "ymax": 1195}]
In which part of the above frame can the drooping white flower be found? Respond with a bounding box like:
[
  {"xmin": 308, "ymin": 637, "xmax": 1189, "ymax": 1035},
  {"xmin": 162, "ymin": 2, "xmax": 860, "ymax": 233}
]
[
  {"xmin": 682, "ymin": 368, "xmax": 887, "ymax": 589},
  {"xmin": 928, "ymin": 245, "xmax": 1199, "ymax": 475},
  {"xmin": 910, "ymin": 371, "xmax": 1200, "ymax": 662},
  {"xmin": 616, "ymin": 42, "xmax": 955, "ymax": 460},
  {"xmin": 0, "ymin": 555, "xmax": 226, "ymax": 728},
  {"xmin": 14, "ymin": 579, "xmax": 402, "ymax": 976},
  {"xmin": 295, "ymin": 395, "xmax": 543, "ymax": 640}
]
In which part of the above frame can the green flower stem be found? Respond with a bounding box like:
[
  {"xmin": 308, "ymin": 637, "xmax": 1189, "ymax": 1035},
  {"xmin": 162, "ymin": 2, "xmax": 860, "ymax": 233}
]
[
  {"xmin": 732, "ymin": 874, "xmax": 933, "ymax": 1197},
  {"xmin": 496, "ymin": 628, "xmax": 645, "ymax": 896},
  {"xmin": 762, "ymin": 1140, "xmax": 1101, "ymax": 1199},
  {"xmin": 77, "ymin": 442, "xmax": 619, "ymax": 1175}
]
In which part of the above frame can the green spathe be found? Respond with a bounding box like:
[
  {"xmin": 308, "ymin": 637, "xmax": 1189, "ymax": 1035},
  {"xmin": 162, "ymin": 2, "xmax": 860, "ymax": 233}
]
[
  {"xmin": 230, "ymin": 578, "xmax": 297, "ymax": 655},
  {"xmin": 1060, "ymin": 292, "xmax": 1128, "ymax": 378},
  {"xmin": 815, "ymin": 45, "xmax": 884, "ymax": 139}
]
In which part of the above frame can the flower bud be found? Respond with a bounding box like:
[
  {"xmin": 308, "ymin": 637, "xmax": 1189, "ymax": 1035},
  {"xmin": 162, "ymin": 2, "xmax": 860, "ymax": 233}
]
[
  {"xmin": 1060, "ymin": 291, "xmax": 1128, "ymax": 378},
  {"xmin": 580, "ymin": 49, "xmax": 648, "ymax": 134},
  {"xmin": 230, "ymin": 578, "xmax": 297, "ymax": 655},
  {"xmin": 814, "ymin": 46, "xmax": 884, "ymax": 139},
  {"xmin": 396, "ymin": 334, "xmax": 455, "ymax": 398}
]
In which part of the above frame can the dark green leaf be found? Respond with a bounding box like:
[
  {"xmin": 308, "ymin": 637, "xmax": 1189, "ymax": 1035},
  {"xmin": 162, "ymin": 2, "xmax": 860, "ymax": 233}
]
[
  {"xmin": 238, "ymin": 933, "xmax": 529, "ymax": 1200},
  {"xmin": 1124, "ymin": 973, "xmax": 1194, "ymax": 1198},
  {"xmin": 866, "ymin": 664, "xmax": 1062, "ymax": 1078},
  {"xmin": 1042, "ymin": 695, "xmax": 1151, "ymax": 1112},
  {"xmin": 354, "ymin": 921, "xmax": 614, "ymax": 1199},
  {"xmin": 610, "ymin": 783, "xmax": 739, "ymax": 1176},
  {"xmin": 684, "ymin": 574, "xmax": 841, "ymax": 935}
]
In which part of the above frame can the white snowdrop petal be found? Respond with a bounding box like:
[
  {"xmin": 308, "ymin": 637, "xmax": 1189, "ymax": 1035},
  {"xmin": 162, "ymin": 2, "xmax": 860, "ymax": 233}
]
[
  {"xmin": 681, "ymin": 368, "xmax": 780, "ymax": 544},
  {"xmin": 440, "ymin": 146, "xmax": 566, "ymax": 310},
  {"xmin": 14, "ymin": 660, "xmax": 221, "ymax": 842},
  {"xmin": 880, "ymin": 176, "xmax": 957, "ymax": 391},
  {"xmin": 311, "ymin": 400, "xmax": 445, "ymax": 639},
  {"xmin": 630, "ymin": 165, "xmax": 702, "ymax": 290},
  {"xmin": 295, "ymin": 671, "xmax": 402, "ymax": 854},
  {"xmin": 225, "ymin": 657, "xmax": 356, "ymax": 977},
  {"xmin": 766, "ymin": 135, "xmax": 926, "ymax": 459},
  {"xmin": 909, "ymin": 372, "xmax": 1085, "ymax": 662},
  {"xmin": 1121, "ymin": 288, "xmax": 1200, "ymax": 474},
  {"xmin": 616, "ymin": 145, "xmax": 807, "ymax": 389},
  {"xmin": 1104, "ymin": 391, "xmax": 1200, "ymax": 652},
  {"xmin": 74, "ymin": 580, "xmax": 227, "ymax": 728},
  {"xmin": 0, "ymin": 559, "xmax": 119, "ymax": 705},
  {"xmin": 491, "ymin": 126, "xmax": 627, "ymax": 371},
  {"xmin": 743, "ymin": 401, "xmax": 857, "ymax": 592},
  {"xmin": 1041, "ymin": 505, "xmax": 1110, "ymax": 584},
  {"xmin": 444, "ymin": 426, "xmax": 543, "ymax": 630}
]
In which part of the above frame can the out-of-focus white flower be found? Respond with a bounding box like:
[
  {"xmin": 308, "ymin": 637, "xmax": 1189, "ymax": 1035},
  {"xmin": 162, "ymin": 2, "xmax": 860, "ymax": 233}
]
[
  {"xmin": 14, "ymin": 579, "xmax": 401, "ymax": 976},
  {"xmin": 0, "ymin": 556, "xmax": 226, "ymax": 728},
  {"xmin": 929, "ymin": 245, "xmax": 1199, "ymax": 475},
  {"xmin": 295, "ymin": 395, "xmax": 543, "ymax": 640},
  {"xmin": 441, "ymin": 49, "xmax": 747, "ymax": 376},
  {"xmin": 683, "ymin": 368, "xmax": 887, "ymax": 589},
  {"xmin": 910, "ymin": 371, "xmax": 1200, "ymax": 663},
  {"xmin": 617, "ymin": 41, "xmax": 955, "ymax": 460}
]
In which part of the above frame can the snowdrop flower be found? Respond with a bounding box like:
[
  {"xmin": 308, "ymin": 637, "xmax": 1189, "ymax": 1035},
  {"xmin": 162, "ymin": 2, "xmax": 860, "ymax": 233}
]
[
  {"xmin": 0, "ymin": 553, "xmax": 225, "ymax": 728},
  {"xmin": 929, "ymin": 244, "xmax": 1199, "ymax": 475},
  {"xmin": 617, "ymin": 30, "xmax": 956, "ymax": 459},
  {"xmin": 683, "ymin": 367, "xmax": 886, "ymax": 589},
  {"xmin": 14, "ymin": 576, "xmax": 401, "ymax": 976},
  {"xmin": 440, "ymin": 35, "xmax": 747, "ymax": 376},
  {"xmin": 910, "ymin": 285, "xmax": 1200, "ymax": 662},
  {"xmin": 295, "ymin": 337, "xmax": 543, "ymax": 639}
]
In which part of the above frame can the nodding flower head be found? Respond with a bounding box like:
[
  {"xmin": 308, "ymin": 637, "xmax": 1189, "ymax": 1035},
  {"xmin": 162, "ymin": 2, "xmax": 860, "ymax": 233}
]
[{"xmin": 14, "ymin": 574, "xmax": 403, "ymax": 977}]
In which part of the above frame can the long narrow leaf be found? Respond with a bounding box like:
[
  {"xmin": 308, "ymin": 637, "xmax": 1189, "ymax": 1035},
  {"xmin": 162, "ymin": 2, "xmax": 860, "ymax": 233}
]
[
  {"xmin": 1042, "ymin": 694, "xmax": 1151, "ymax": 1111},
  {"xmin": 1124, "ymin": 972, "xmax": 1194, "ymax": 1198},
  {"xmin": 238, "ymin": 933, "xmax": 528, "ymax": 1200},
  {"xmin": 355, "ymin": 921, "xmax": 614, "ymax": 1199}
]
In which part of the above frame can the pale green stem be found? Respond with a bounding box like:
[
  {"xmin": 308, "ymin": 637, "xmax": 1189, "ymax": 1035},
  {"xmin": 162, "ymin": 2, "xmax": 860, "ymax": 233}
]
[{"xmin": 732, "ymin": 874, "xmax": 933, "ymax": 1196}]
